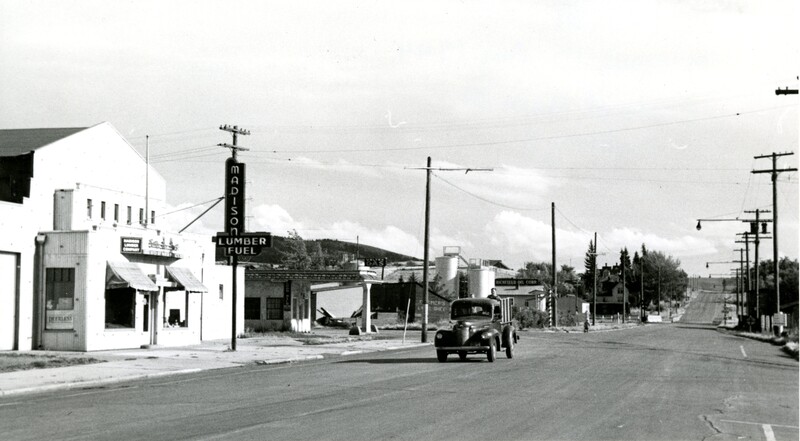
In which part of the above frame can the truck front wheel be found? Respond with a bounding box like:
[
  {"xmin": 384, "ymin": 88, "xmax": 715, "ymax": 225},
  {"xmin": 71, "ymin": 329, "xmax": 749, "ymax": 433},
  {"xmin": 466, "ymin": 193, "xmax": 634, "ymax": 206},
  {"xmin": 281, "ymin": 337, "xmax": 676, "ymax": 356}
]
[
  {"xmin": 487, "ymin": 342, "xmax": 496, "ymax": 362},
  {"xmin": 503, "ymin": 327, "xmax": 515, "ymax": 359}
]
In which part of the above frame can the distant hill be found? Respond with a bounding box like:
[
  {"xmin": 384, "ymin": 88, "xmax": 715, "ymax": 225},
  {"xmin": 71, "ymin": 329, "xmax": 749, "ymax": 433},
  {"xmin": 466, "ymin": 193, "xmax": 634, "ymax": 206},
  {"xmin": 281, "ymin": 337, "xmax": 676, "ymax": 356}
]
[{"xmin": 215, "ymin": 235, "xmax": 419, "ymax": 266}]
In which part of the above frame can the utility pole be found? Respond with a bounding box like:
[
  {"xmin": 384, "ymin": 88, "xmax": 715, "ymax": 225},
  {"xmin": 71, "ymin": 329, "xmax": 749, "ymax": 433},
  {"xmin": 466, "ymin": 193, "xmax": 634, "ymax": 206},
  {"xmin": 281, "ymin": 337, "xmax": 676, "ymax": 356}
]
[
  {"xmin": 747, "ymin": 209, "xmax": 769, "ymax": 324},
  {"xmin": 735, "ymin": 248, "xmax": 744, "ymax": 324},
  {"xmin": 145, "ymin": 135, "xmax": 149, "ymax": 227},
  {"xmin": 551, "ymin": 202, "xmax": 557, "ymax": 327},
  {"xmin": 640, "ymin": 265, "xmax": 644, "ymax": 322},
  {"xmin": 657, "ymin": 265, "xmax": 661, "ymax": 314},
  {"xmin": 736, "ymin": 233, "xmax": 752, "ymax": 318},
  {"xmin": 408, "ymin": 158, "xmax": 492, "ymax": 342},
  {"xmin": 752, "ymin": 152, "xmax": 796, "ymax": 329},
  {"xmin": 587, "ymin": 236, "xmax": 605, "ymax": 326},
  {"xmin": 592, "ymin": 233, "xmax": 597, "ymax": 326},
  {"xmin": 621, "ymin": 251, "xmax": 626, "ymax": 323},
  {"xmin": 218, "ymin": 124, "xmax": 250, "ymax": 351},
  {"xmin": 422, "ymin": 157, "xmax": 431, "ymax": 343}
]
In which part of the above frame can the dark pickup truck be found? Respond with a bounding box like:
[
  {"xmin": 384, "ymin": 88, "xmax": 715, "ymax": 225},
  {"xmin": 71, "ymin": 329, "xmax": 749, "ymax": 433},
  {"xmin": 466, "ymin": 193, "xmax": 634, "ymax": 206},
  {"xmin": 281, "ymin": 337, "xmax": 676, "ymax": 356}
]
[{"xmin": 434, "ymin": 297, "xmax": 518, "ymax": 362}]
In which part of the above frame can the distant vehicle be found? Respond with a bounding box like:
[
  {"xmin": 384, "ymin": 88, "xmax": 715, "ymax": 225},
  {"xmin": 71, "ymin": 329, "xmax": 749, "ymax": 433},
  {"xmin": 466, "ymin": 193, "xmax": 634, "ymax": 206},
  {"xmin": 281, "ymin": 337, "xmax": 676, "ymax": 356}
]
[{"xmin": 434, "ymin": 297, "xmax": 518, "ymax": 362}]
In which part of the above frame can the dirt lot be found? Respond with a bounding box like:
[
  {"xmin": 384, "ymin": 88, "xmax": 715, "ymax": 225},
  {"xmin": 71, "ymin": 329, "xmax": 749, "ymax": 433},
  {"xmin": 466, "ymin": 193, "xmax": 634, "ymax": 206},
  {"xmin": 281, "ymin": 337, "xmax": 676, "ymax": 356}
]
[{"xmin": 0, "ymin": 352, "xmax": 106, "ymax": 373}]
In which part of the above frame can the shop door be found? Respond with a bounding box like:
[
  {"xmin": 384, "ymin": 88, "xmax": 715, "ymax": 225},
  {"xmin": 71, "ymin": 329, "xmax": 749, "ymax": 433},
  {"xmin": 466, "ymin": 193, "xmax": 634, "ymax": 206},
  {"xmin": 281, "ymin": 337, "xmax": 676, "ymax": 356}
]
[
  {"xmin": 0, "ymin": 252, "xmax": 20, "ymax": 350},
  {"xmin": 143, "ymin": 293, "xmax": 156, "ymax": 345}
]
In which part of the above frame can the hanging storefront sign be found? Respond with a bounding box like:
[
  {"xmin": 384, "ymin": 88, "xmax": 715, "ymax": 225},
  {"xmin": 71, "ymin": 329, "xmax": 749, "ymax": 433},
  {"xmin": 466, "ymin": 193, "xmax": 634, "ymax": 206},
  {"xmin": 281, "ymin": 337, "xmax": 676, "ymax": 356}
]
[
  {"xmin": 495, "ymin": 278, "xmax": 540, "ymax": 286},
  {"xmin": 120, "ymin": 236, "xmax": 182, "ymax": 258}
]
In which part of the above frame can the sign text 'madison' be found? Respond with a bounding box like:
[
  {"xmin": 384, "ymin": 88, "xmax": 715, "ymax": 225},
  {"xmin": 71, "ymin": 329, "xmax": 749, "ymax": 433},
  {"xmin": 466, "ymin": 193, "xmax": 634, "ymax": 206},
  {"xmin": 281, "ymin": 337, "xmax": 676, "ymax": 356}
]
[{"xmin": 224, "ymin": 157, "xmax": 245, "ymax": 236}]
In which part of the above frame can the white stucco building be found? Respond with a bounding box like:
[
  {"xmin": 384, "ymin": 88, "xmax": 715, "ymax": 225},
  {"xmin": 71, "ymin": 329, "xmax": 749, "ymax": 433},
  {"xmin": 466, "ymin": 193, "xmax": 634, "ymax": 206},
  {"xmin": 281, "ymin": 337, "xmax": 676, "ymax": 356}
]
[{"xmin": 0, "ymin": 122, "xmax": 243, "ymax": 351}]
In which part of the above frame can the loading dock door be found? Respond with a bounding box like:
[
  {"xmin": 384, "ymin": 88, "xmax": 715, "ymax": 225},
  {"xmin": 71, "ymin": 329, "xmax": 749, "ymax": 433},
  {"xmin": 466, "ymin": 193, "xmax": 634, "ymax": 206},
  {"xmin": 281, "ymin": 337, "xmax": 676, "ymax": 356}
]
[{"xmin": 0, "ymin": 252, "xmax": 19, "ymax": 350}]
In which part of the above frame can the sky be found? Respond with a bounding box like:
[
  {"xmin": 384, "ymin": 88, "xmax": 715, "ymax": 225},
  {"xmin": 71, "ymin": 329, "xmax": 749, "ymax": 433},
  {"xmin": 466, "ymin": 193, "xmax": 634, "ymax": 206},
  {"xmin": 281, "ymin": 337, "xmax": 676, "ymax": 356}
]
[{"xmin": 1, "ymin": 0, "xmax": 798, "ymax": 277}]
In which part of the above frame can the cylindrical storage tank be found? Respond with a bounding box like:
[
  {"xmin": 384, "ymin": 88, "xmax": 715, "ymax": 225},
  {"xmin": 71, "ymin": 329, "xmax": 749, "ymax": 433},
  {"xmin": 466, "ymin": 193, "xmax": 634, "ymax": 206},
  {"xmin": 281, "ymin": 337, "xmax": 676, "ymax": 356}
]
[
  {"xmin": 435, "ymin": 256, "xmax": 459, "ymax": 297},
  {"xmin": 468, "ymin": 267, "xmax": 495, "ymax": 298}
]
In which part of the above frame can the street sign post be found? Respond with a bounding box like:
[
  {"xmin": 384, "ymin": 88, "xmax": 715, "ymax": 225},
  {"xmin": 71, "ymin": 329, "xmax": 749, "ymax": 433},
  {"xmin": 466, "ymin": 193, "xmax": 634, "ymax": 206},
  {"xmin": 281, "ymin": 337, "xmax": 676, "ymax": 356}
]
[{"xmin": 364, "ymin": 258, "xmax": 387, "ymax": 267}]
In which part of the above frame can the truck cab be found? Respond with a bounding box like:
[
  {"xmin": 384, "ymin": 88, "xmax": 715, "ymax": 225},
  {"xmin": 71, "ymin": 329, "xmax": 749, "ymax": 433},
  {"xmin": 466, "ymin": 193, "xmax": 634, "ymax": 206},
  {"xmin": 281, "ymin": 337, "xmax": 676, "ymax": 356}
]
[{"xmin": 434, "ymin": 297, "xmax": 518, "ymax": 362}]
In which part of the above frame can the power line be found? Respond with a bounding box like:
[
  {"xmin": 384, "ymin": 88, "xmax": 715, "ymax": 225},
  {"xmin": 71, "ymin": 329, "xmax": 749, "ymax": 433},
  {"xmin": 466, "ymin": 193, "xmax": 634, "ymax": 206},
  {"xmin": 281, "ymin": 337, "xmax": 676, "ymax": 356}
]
[
  {"xmin": 432, "ymin": 173, "xmax": 547, "ymax": 211},
  {"xmin": 245, "ymin": 91, "xmax": 772, "ymax": 134},
  {"xmin": 264, "ymin": 105, "xmax": 794, "ymax": 154},
  {"xmin": 157, "ymin": 196, "xmax": 224, "ymax": 217}
]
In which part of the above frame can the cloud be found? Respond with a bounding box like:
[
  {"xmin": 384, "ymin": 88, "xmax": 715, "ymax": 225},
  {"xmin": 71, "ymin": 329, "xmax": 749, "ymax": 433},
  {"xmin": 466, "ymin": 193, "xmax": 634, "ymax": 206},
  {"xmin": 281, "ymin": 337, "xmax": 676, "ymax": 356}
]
[
  {"xmin": 603, "ymin": 228, "xmax": 717, "ymax": 257},
  {"xmin": 484, "ymin": 211, "xmax": 590, "ymax": 265},
  {"xmin": 282, "ymin": 156, "xmax": 384, "ymax": 178},
  {"xmin": 432, "ymin": 161, "xmax": 555, "ymax": 207},
  {"xmin": 251, "ymin": 204, "xmax": 305, "ymax": 236},
  {"xmin": 483, "ymin": 211, "xmax": 718, "ymax": 270},
  {"xmin": 248, "ymin": 204, "xmax": 423, "ymax": 258}
]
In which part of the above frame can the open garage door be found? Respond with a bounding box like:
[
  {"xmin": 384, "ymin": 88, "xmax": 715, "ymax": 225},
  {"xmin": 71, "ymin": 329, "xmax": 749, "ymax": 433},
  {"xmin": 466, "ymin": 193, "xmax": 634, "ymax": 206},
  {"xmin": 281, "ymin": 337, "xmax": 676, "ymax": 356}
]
[{"xmin": 0, "ymin": 252, "xmax": 19, "ymax": 350}]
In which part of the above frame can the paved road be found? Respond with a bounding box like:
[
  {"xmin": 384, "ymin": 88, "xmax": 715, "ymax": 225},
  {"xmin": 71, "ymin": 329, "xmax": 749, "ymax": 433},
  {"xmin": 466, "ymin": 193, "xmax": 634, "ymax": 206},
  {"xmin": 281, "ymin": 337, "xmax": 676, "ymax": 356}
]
[
  {"xmin": 0, "ymin": 324, "xmax": 795, "ymax": 441},
  {"xmin": 681, "ymin": 290, "xmax": 727, "ymax": 324}
]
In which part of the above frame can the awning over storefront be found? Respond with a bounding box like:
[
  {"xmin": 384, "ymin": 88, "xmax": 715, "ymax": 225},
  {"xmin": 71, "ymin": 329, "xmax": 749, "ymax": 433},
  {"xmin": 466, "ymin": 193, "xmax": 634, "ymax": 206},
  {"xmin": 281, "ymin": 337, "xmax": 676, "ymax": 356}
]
[
  {"xmin": 165, "ymin": 266, "xmax": 208, "ymax": 292},
  {"xmin": 106, "ymin": 261, "xmax": 158, "ymax": 292}
]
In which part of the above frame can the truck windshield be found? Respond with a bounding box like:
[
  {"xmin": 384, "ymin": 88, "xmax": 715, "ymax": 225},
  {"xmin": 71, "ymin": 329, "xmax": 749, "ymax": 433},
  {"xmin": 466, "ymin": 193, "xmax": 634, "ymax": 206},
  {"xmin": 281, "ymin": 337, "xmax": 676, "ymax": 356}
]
[{"xmin": 451, "ymin": 303, "xmax": 493, "ymax": 320}]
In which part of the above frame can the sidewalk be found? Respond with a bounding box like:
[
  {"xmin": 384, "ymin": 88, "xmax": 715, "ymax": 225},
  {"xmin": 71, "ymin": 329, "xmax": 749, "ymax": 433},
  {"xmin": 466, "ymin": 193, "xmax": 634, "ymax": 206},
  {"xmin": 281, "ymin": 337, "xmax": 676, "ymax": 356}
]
[{"xmin": 0, "ymin": 330, "xmax": 430, "ymax": 398}]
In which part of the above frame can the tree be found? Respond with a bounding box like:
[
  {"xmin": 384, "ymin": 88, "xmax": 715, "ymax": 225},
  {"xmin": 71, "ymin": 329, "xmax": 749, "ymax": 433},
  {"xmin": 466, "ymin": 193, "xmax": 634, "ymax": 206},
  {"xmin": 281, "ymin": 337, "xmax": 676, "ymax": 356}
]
[
  {"xmin": 757, "ymin": 257, "xmax": 799, "ymax": 315},
  {"xmin": 640, "ymin": 250, "xmax": 687, "ymax": 310},
  {"xmin": 631, "ymin": 251, "xmax": 642, "ymax": 306},
  {"xmin": 279, "ymin": 229, "xmax": 312, "ymax": 270},
  {"xmin": 559, "ymin": 264, "xmax": 578, "ymax": 296},
  {"xmin": 518, "ymin": 262, "xmax": 553, "ymax": 285},
  {"xmin": 310, "ymin": 242, "xmax": 327, "ymax": 270},
  {"xmin": 518, "ymin": 261, "xmax": 576, "ymax": 297},
  {"xmin": 582, "ymin": 239, "xmax": 596, "ymax": 295},
  {"xmin": 619, "ymin": 248, "xmax": 631, "ymax": 274}
]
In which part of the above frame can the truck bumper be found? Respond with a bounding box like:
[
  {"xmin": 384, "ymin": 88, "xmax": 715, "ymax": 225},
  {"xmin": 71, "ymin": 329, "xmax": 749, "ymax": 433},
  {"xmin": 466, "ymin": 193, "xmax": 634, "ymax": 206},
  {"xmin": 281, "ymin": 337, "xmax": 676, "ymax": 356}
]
[{"xmin": 435, "ymin": 346, "xmax": 491, "ymax": 352}]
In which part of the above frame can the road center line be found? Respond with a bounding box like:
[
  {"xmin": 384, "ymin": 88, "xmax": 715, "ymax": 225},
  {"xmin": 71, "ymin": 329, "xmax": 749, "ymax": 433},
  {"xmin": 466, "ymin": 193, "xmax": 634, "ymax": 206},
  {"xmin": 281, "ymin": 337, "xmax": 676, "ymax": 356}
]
[
  {"xmin": 762, "ymin": 424, "xmax": 776, "ymax": 441},
  {"xmin": 740, "ymin": 345, "xmax": 747, "ymax": 358},
  {"xmin": 720, "ymin": 419, "xmax": 799, "ymax": 429}
]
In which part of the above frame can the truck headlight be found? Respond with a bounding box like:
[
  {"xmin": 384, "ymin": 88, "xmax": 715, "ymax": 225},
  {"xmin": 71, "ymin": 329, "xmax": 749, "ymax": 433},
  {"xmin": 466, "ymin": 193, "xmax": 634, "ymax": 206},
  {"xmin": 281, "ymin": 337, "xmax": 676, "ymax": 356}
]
[{"xmin": 436, "ymin": 333, "xmax": 443, "ymax": 340}]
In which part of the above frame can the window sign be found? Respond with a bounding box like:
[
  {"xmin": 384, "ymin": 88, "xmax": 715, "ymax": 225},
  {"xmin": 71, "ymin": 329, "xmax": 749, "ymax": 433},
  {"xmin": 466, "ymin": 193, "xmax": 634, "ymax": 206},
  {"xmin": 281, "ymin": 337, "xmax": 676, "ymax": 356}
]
[{"xmin": 45, "ymin": 268, "xmax": 75, "ymax": 330}]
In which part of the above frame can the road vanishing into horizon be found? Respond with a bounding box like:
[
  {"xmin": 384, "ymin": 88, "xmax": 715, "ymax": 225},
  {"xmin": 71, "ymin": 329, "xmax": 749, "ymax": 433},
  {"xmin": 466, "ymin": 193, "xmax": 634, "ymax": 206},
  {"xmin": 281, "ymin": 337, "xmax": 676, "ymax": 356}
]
[{"xmin": 0, "ymin": 294, "xmax": 797, "ymax": 441}]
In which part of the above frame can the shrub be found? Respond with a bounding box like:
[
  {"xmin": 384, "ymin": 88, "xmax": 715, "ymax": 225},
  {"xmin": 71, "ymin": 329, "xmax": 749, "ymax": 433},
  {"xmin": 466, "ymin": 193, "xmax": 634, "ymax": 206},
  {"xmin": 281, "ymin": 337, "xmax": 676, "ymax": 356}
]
[
  {"xmin": 514, "ymin": 308, "xmax": 549, "ymax": 329},
  {"xmin": 559, "ymin": 311, "xmax": 579, "ymax": 327}
]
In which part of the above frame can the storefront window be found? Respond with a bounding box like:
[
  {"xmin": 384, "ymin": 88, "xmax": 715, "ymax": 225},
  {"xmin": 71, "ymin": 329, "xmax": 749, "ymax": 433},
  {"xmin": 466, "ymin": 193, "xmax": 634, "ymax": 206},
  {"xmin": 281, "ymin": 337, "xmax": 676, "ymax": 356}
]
[
  {"xmin": 45, "ymin": 268, "xmax": 75, "ymax": 330},
  {"xmin": 105, "ymin": 288, "xmax": 135, "ymax": 329},
  {"xmin": 163, "ymin": 289, "xmax": 188, "ymax": 328},
  {"xmin": 265, "ymin": 298, "xmax": 283, "ymax": 320}
]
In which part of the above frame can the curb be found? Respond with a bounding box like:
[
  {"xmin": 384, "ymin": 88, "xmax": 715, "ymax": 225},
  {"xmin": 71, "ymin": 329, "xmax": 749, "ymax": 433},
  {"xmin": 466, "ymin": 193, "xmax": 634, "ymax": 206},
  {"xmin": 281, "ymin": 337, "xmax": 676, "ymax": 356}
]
[
  {"xmin": 256, "ymin": 355, "xmax": 324, "ymax": 365},
  {"xmin": 0, "ymin": 368, "xmax": 203, "ymax": 398},
  {"xmin": 0, "ymin": 342, "xmax": 433, "ymax": 397}
]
